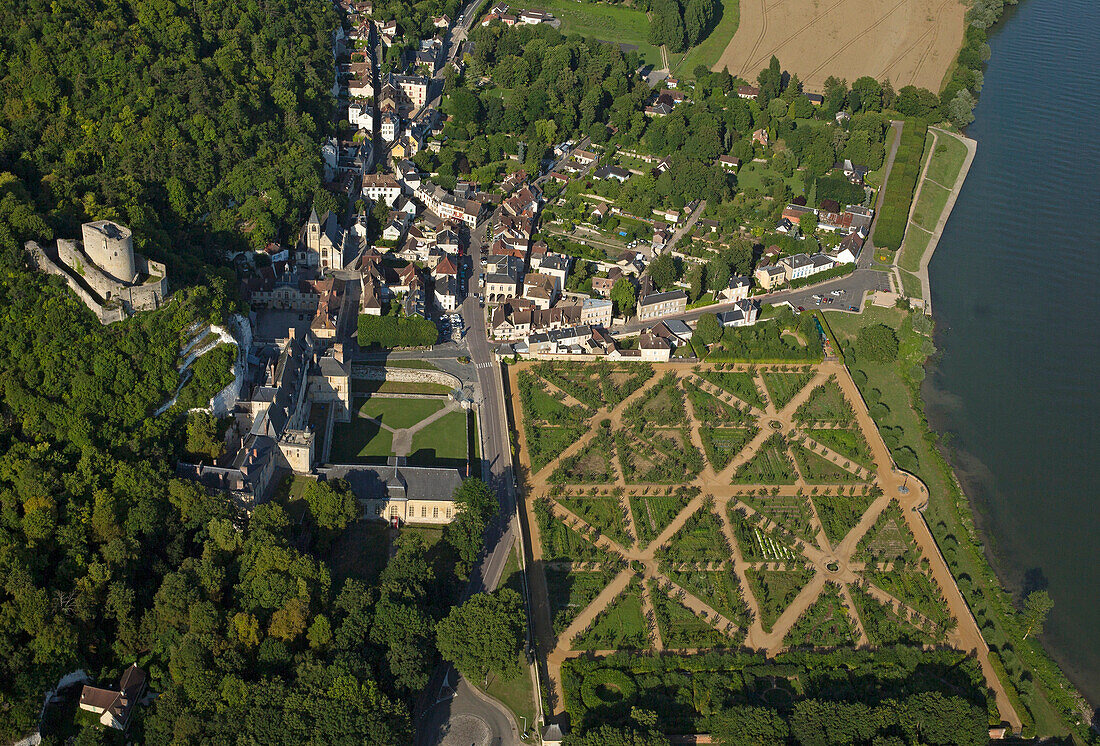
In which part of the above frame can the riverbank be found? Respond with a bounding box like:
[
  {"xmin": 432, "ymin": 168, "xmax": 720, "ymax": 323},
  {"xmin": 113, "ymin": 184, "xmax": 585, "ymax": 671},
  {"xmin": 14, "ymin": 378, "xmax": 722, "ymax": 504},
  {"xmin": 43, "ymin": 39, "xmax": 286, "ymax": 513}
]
[
  {"xmin": 825, "ymin": 299, "xmax": 1096, "ymax": 739},
  {"xmin": 895, "ymin": 127, "xmax": 977, "ymax": 312},
  {"xmin": 920, "ymin": 0, "xmax": 1100, "ymax": 729}
]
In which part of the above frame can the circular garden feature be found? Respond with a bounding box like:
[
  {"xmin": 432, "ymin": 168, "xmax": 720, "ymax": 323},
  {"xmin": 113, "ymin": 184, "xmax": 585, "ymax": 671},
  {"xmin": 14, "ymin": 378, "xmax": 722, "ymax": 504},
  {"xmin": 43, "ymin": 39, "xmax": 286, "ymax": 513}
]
[{"xmin": 580, "ymin": 669, "xmax": 637, "ymax": 709}]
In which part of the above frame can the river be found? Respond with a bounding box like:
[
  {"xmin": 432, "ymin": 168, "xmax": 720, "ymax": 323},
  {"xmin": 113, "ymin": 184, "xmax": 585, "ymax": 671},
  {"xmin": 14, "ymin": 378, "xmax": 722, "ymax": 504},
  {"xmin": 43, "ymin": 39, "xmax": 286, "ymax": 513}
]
[{"xmin": 924, "ymin": 0, "xmax": 1100, "ymax": 708}]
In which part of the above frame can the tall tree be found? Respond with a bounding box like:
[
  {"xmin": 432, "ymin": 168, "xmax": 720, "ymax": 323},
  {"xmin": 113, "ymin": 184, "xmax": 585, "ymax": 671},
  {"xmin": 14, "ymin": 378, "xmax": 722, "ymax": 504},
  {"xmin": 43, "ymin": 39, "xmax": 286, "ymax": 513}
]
[
  {"xmin": 1022, "ymin": 589, "xmax": 1053, "ymax": 639},
  {"xmin": 611, "ymin": 277, "xmax": 638, "ymax": 318},
  {"xmin": 436, "ymin": 588, "xmax": 525, "ymax": 682}
]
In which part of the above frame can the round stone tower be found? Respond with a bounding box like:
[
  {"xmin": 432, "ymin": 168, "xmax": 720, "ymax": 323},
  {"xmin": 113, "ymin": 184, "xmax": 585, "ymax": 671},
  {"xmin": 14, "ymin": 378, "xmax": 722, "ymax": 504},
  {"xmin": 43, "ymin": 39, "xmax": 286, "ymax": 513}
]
[{"xmin": 81, "ymin": 220, "xmax": 135, "ymax": 283}]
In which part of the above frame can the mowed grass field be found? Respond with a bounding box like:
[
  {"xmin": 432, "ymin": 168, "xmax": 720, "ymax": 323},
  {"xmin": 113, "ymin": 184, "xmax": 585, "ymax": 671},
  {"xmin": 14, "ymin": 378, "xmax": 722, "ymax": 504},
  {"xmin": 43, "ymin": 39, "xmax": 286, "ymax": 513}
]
[
  {"xmin": 409, "ymin": 410, "xmax": 469, "ymax": 466},
  {"xmin": 331, "ymin": 396, "xmax": 466, "ymax": 466},
  {"xmin": 529, "ymin": 0, "xmax": 662, "ymax": 67},
  {"xmin": 671, "ymin": 0, "xmax": 740, "ymax": 76},
  {"xmin": 899, "ymin": 130, "xmax": 970, "ymax": 273}
]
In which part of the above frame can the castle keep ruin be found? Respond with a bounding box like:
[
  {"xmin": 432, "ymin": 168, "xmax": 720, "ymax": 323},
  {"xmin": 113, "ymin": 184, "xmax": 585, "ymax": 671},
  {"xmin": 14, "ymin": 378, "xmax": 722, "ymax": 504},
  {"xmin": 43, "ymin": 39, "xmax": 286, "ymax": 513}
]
[{"xmin": 25, "ymin": 220, "xmax": 168, "ymax": 323}]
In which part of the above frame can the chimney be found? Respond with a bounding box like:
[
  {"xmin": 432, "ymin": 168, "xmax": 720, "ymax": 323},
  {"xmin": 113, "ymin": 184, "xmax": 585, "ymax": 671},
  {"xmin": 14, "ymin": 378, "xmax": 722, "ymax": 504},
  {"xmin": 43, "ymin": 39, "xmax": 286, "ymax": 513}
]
[
  {"xmin": 333, "ymin": 342, "xmax": 344, "ymax": 364},
  {"xmin": 288, "ymin": 327, "xmax": 296, "ymax": 340}
]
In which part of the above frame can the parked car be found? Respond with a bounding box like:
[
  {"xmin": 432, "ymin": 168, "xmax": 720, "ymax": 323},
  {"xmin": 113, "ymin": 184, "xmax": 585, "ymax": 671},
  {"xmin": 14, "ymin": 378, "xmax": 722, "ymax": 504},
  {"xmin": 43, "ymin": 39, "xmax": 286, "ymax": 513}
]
[
  {"xmin": 849, "ymin": 305, "xmax": 858, "ymax": 311},
  {"xmin": 797, "ymin": 306, "xmax": 805, "ymax": 312}
]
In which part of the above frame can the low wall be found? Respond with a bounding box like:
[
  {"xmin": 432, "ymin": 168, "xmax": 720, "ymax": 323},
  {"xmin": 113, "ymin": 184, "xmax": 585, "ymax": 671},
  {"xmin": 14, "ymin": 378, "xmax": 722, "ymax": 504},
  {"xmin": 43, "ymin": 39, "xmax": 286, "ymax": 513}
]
[
  {"xmin": 24, "ymin": 241, "xmax": 124, "ymax": 324},
  {"xmin": 351, "ymin": 364, "xmax": 461, "ymax": 390}
]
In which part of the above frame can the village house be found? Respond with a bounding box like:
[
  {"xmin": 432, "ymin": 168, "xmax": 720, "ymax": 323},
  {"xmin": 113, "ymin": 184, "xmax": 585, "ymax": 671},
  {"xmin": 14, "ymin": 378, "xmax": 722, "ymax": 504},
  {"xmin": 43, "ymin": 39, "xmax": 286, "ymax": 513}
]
[
  {"xmin": 754, "ymin": 264, "xmax": 787, "ymax": 290},
  {"xmin": 79, "ymin": 664, "xmax": 147, "ymax": 730},
  {"xmin": 636, "ymin": 289, "xmax": 687, "ymax": 321},
  {"xmin": 593, "ymin": 165, "xmax": 632, "ymax": 183},
  {"xmin": 716, "ymin": 155, "xmax": 741, "ymax": 171},
  {"xmin": 362, "ymin": 173, "xmax": 402, "ymax": 206},
  {"xmin": 737, "ymin": 85, "xmax": 759, "ymax": 99},
  {"xmin": 716, "ymin": 298, "xmax": 759, "ymax": 327},
  {"xmin": 573, "ymin": 149, "xmax": 597, "ymax": 166},
  {"xmin": 580, "ymin": 297, "xmax": 613, "ymax": 327},
  {"xmin": 718, "ymin": 276, "xmax": 751, "ymax": 302}
]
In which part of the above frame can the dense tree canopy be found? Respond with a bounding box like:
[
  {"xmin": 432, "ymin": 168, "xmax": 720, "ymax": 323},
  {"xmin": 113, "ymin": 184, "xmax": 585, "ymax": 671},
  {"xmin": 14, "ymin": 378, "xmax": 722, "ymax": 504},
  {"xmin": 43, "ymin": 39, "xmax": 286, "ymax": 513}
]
[
  {"xmin": 0, "ymin": 0, "xmax": 338, "ymax": 278},
  {"xmin": 436, "ymin": 588, "xmax": 525, "ymax": 682}
]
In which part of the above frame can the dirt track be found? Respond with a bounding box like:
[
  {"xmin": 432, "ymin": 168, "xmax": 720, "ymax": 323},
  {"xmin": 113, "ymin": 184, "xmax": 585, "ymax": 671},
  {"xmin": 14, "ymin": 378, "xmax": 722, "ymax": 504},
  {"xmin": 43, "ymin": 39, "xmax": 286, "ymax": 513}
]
[{"xmin": 714, "ymin": 0, "xmax": 965, "ymax": 92}]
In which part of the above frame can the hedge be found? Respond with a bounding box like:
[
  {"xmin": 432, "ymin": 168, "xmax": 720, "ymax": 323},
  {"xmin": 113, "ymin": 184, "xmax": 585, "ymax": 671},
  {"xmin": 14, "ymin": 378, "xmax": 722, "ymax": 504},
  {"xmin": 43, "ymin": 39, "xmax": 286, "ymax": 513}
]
[
  {"xmin": 873, "ymin": 121, "xmax": 928, "ymax": 251},
  {"xmin": 357, "ymin": 314, "xmax": 438, "ymax": 348}
]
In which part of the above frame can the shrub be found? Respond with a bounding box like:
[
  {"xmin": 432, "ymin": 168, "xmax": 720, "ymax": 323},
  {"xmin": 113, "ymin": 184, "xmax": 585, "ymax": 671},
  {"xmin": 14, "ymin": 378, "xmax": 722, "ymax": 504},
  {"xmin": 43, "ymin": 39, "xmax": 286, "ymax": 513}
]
[{"xmin": 357, "ymin": 314, "xmax": 438, "ymax": 348}]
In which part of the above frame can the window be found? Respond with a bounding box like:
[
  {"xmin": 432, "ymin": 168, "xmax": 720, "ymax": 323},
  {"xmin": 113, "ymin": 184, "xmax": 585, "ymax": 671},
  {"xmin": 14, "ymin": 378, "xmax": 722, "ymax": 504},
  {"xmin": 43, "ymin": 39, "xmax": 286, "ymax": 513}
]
[
  {"xmin": 421, "ymin": 506, "xmax": 427, "ymax": 517},
  {"xmin": 374, "ymin": 506, "xmax": 381, "ymax": 516},
  {"xmin": 433, "ymin": 507, "xmax": 439, "ymax": 518},
  {"xmin": 446, "ymin": 507, "xmax": 452, "ymax": 519},
  {"xmin": 390, "ymin": 505, "xmax": 398, "ymax": 517}
]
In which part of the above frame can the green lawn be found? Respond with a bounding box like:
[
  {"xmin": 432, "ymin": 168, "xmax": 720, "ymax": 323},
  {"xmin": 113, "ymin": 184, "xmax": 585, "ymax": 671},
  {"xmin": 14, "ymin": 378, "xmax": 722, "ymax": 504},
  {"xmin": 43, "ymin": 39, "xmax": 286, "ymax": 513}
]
[
  {"xmin": 330, "ymin": 417, "xmax": 394, "ymax": 463},
  {"xmin": 529, "ymin": 0, "xmax": 662, "ymax": 67},
  {"xmin": 409, "ymin": 410, "xmax": 468, "ymax": 466},
  {"xmin": 671, "ymin": 0, "xmax": 740, "ymax": 76},
  {"xmin": 356, "ymin": 397, "xmax": 445, "ymax": 430},
  {"xmin": 736, "ymin": 160, "xmax": 805, "ymax": 196},
  {"xmin": 898, "ymin": 227, "xmax": 932, "ymax": 273},
  {"xmin": 925, "ymin": 132, "xmax": 968, "ymax": 187},
  {"xmin": 899, "ymin": 270, "xmax": 923, "ymax": 300},
  {"xmin": 910, "ymin": 181, "xmax": 950, "ymax": 231},
  {"xmin": 352, "ymin": 379, "xmax": 453, "ymax": 395}
]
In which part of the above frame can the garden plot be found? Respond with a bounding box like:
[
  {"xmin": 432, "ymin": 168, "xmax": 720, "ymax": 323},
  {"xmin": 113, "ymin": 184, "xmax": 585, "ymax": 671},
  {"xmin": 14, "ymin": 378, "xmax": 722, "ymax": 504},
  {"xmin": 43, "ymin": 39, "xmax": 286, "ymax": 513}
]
[
  {"xmin": 745, "ymin": 566, "xmax": 816, "ymax": 632},
  {"xmin": 697, "ymin": 369, "xmax": 766, "ymax": 409},
  {"xmin": 572, "ymin": 579, "xmax": 650, "ymax": 651},
  {"xmin": 662, "ymin": 567, "xmax": 751, "ymax": 629},
  {"xmin": 761, "ymin": 369, "xmax": 815, "ymax": 409},
  {"xmin": 629, "ymin": 488, "xmax": 698, "ymax": 548},
  {"xmin": 685, "ymin": 381, "xmax": 751, "ymax": 426},
  {"xmin": 732, "ymin": 433, "xmax": 798, "ymax": 484},
  {"xmin": 795, "ymin": 377, "xmax": 856, "ymax": 425},
  {"xmin": 737, "ymin": 493, "xmax": 819, "ymax": 544},
  {"xmin": 783, "ymin": 581, "xmax": 857, "ymax": 648},
  {"xmin": 700, "ymin": 426, "xmax": 757, "ymax": 470},
  {"xmin": 729, "ymin": 507, "xmax": 802, "ymax": 562},
  {"xmin": 649, "ymin": 579, "xmax": 740, "ymax": 649},
  {"xmin": 804, "ymin": 427, "xmax": 874, "ymax": 470}
]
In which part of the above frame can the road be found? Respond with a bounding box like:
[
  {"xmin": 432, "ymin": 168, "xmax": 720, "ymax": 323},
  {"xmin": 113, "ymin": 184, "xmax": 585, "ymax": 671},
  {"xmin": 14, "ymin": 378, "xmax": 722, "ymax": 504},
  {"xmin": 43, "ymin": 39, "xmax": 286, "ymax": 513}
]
[{"xmin": 415, "ymin": 189, "xmax": 529, "ymax": 746}]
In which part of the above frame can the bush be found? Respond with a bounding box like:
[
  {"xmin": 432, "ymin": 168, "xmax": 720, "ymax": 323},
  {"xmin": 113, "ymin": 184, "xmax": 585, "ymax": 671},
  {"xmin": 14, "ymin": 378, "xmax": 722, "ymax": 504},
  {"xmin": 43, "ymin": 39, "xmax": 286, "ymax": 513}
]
[
  {"xmin": 855, "ymin": 323, "xmax": 899, "ymax": 362},
  {"xmin": 874, "ymin": 122, "xmax": 928, "ymax": 251},
  {"xmin": 357, "ymin": 314, "xmax": 438, "ymax": 348}
]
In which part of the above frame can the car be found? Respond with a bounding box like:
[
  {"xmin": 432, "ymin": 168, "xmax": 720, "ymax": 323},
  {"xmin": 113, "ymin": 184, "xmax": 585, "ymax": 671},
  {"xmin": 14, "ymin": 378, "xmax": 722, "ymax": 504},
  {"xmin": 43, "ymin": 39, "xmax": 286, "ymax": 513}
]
[
  {"xmin": 797, "ymin": 306, "xmax": 805, "ymax": 312},
  {"xmin": 849, "ymin": 305, "xmax": 858, "ymax": 311}
]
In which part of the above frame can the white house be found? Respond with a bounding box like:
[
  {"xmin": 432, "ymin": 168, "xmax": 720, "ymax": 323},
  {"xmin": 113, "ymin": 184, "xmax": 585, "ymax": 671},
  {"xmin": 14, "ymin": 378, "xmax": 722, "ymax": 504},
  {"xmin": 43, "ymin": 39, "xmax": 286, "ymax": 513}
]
[
  {"xmin": 362, "ymin": 174, "xmax": 402, "ymax": 206},
  {"xmin": 348, "ymin": 101, "xmax": 374, "ymax": 131}
]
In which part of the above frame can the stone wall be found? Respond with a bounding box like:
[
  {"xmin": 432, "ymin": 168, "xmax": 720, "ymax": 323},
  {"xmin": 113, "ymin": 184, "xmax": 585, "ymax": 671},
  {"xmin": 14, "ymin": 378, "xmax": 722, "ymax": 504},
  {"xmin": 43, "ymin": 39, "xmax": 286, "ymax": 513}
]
[
  {"xmin": 24, "ymin": 241, "xmax": 125, "ymax": 324},
  {"xmin": 208, "ymin": 314, "xmax": 252, "ymax": 416},
  {"xmin": 351, "ymin": 364, "xmax": 461, "ymax": 390}
]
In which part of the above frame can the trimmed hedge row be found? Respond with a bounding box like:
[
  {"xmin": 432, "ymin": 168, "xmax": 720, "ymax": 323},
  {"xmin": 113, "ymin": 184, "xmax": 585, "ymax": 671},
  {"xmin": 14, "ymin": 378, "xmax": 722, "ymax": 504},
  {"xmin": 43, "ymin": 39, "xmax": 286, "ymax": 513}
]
[
  {"xmin": 873, "ymin": 121, "xmax": 928, "ymax": 251},
  {"xmin": 357, "ymin": 313, "xmax": 438, "ymax": 348}
]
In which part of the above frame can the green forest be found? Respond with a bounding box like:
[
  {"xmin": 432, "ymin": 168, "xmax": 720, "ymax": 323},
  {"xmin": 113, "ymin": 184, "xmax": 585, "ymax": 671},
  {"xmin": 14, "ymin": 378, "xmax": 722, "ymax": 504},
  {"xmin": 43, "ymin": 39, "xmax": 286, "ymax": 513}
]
[
  {"xmin": 0, "ymin": 0, "xmax": 338, "ymax": 281},
  {"xmin": 0, "ymin": 175, "xmax": 498, "ymax": 741}
]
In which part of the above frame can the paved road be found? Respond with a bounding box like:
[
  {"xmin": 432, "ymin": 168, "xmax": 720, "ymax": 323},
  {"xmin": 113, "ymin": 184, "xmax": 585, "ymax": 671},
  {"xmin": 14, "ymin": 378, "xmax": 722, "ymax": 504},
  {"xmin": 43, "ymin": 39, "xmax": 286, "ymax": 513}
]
[{"xmin": 415, "ymin": 221, "xmax": 526, "ymax": 746}]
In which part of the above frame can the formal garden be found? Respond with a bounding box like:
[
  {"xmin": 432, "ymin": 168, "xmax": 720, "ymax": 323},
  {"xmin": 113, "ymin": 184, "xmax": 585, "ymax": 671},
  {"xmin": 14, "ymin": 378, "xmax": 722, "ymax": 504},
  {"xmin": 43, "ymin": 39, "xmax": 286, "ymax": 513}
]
[
  {"xmin": 509, "ymin": 360, "xmax": 965, "ymax": 708},
  {"xmin": 329, "ymin": 392, "xmax": 469, "ymax": 468}
]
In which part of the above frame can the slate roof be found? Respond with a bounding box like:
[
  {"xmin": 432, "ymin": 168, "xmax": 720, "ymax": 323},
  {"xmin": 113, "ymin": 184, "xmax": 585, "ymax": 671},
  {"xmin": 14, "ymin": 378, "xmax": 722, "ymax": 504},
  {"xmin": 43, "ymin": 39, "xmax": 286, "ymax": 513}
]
[{"xmin": 320, "ymin": 464, "xmax": 463, "ymax": 502}]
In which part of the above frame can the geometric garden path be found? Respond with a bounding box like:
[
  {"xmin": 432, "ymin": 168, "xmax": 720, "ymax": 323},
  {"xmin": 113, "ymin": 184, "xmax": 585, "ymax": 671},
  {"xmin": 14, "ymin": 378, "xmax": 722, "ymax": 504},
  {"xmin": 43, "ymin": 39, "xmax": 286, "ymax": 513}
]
[{"xmin": 508, "ymin": 359, "xmax": 1021, "ymax": 732}]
